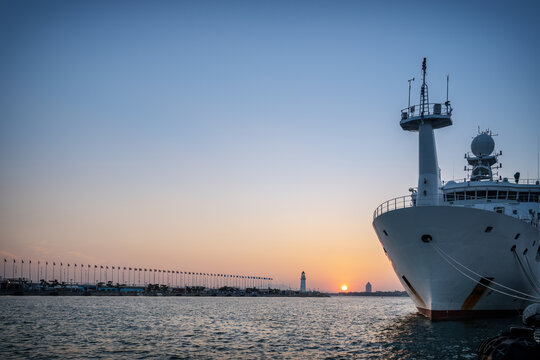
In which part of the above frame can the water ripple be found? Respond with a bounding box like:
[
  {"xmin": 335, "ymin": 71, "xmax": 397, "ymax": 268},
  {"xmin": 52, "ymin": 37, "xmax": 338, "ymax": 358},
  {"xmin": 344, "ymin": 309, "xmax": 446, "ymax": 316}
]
[{"xmin": 0, "ymin": 296, "xmax": 520, "ymax": 359}]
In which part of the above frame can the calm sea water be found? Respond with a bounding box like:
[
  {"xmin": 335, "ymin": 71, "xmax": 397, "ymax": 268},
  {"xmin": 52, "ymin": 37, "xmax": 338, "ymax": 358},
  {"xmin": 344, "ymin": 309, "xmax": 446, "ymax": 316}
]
[{"xmin": 0, "ymin": 296, "xmax": 520, "ymax": 359}]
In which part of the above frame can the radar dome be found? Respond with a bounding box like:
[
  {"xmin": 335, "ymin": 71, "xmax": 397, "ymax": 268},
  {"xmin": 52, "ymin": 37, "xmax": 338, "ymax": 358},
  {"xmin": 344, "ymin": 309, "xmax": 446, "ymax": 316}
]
[{"xmin": 471, "ymin": 133, "xmax": 495, "ymax": 156}]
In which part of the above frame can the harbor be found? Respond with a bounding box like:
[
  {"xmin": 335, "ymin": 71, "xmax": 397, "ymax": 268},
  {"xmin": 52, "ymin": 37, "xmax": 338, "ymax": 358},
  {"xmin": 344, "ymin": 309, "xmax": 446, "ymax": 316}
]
[
  {"xmin": 0, "ymin": 259, "xmax": 327, "ymax": 297},
  {"xmin": 1, "ymin": 1, "xmax": 540, "ymax": 359},
  {"xmin": 0, "ymin": 277, "xmax": 327, "ymax": 297}
]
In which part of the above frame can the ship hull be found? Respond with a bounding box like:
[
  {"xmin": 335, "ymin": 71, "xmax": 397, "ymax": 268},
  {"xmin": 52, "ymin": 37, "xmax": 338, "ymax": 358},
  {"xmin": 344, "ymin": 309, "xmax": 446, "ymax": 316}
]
[{"xmin": 373, "ymin": 206, "xmax": 540, "ymax": 320}]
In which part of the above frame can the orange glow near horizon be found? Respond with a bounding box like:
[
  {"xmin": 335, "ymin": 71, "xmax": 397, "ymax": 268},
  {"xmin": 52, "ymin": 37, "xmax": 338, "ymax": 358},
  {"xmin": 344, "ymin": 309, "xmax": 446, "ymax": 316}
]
[
  {"xmin": 0, "ymin": 185, "xmax": 405, "ymax": 292},
  {"xmin": 0, "ymin": 222, "xmax": 404, "ymax": 292}
]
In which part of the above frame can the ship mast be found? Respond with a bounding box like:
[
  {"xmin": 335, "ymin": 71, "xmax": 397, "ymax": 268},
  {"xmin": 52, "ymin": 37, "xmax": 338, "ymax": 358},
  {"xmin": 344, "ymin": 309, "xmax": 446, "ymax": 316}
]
[
  {"xmin": 400, "ymin": 58, "xmax": 453, "ymax": 206},
  {"xmin": 420, "ymin": 58, "xmax": 429, "ymax": 116}
]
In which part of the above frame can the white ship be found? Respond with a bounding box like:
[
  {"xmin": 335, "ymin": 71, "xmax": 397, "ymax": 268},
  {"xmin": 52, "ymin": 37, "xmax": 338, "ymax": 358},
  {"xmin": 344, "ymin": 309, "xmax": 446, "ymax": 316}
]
[{"xmin": 372, "ymin": 59, "xmax": 540, "ymax": 320}]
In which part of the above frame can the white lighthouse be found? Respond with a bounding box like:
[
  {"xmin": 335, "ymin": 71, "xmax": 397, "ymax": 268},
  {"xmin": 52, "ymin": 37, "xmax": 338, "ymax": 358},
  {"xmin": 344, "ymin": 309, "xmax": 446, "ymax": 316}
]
[{"xmin": 300, "ymin": 271, "xmax": 306, "ymax": 293}]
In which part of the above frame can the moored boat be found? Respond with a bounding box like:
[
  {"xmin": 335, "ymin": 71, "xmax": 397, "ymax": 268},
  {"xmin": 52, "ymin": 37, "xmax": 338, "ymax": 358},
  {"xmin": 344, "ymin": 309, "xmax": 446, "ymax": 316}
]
[{"xmin": 372, "ymin": 59, "xmax": 540, "ymax": 320}]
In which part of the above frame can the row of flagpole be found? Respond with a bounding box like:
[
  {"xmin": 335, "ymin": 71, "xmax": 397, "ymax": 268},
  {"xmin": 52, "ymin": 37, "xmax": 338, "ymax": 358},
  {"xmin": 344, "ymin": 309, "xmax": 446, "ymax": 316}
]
[{"xmin": 2, "ymin": 258, "xmax": 273, "ymax": 289}]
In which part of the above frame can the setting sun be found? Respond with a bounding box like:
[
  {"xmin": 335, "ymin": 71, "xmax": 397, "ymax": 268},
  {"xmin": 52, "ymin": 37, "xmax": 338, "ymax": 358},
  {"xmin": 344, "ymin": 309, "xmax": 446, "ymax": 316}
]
[{"xmin": 341, "ymin": 285, "xmax": 348, "ymax": 291}]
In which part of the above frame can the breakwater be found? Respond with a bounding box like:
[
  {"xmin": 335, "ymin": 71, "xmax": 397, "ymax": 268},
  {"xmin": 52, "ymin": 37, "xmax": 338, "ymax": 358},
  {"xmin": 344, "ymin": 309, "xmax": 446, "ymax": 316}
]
[
  {"xmin": 0, "ymin": 278, "xmax": 327, "ymax": 297},
  {"xmin": 1, "ymin": 257, "xmax": 327, "ymax": 297}
]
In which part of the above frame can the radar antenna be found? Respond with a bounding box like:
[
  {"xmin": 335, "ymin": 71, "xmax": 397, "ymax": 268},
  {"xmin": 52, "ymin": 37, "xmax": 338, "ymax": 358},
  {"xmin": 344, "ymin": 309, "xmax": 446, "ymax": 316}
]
[{"xmin": 464, "ymin": 129, "xmax": 502, "ymax": 181}]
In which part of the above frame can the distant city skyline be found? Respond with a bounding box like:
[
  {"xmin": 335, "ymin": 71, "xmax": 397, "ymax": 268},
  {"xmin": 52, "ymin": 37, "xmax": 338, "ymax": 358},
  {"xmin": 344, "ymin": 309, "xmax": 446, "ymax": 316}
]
[{"xmin": 1, "ymin": 1, "xmax": 539, "ymax": 292}]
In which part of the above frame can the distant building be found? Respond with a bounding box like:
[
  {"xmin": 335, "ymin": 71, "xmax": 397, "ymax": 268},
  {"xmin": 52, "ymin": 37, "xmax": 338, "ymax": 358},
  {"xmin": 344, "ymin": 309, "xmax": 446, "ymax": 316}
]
[
  {"xmin": 365, "ymin": 282, "xmax": 372, "ymax": 293},
  {"xmin": 300, "ymin": 271, "xmax": 306, "ymax": 293}
]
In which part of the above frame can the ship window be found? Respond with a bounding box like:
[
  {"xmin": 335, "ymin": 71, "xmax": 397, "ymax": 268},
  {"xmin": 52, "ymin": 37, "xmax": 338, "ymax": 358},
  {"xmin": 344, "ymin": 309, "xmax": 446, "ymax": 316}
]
[
  {"xmin": 383, "ymin": 230, "xmax": 388, "ymax": 236},
  {"xmin": 488, "ymin": 191, "xmax": 497, "ymax": 200},
  {"xmin": 518, "ymin": 192, "xmax": 529, "ymax": 202},
  {"xmin": 508, "ymin": 191, "xmax": 517, "ymax": 200},
  {"xmin": 485, "ymin": 226, "xmax": 493, "ymax": 233},
  {"xmin": 466, "ymin": 191, "xmax": 475, "ymax": 200},
  {"xmin": 497, "ymin": 191, "xmax": 508, "ymax": 200},
  {"xmin": 530, "ymin": 192, "xmax": 539, "ymax": 202},
  {"xmin": 477, "ymin": 191, "xmax": 487, "ymax": 199},
  {"xmin": 515, "ymin": 233, "xmax": 520, "ymax": 240},
  {"xmin": 494, "ymin": 207, "xmax": 504, "ymax": 214},
  {"xmin": 446, "ymin": 193, "xmax": 455, "ymax": 202},
  {"xmin": 456, "ymin": 192, "xmax": 465, "ymax": 200}
]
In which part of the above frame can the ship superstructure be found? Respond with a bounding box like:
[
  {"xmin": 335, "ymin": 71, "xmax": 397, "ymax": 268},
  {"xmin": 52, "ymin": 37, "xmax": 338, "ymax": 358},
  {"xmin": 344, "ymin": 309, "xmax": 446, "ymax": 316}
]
[{"xmin": 372, "ymin": 59, "xmax": 540, "ymax": 320}]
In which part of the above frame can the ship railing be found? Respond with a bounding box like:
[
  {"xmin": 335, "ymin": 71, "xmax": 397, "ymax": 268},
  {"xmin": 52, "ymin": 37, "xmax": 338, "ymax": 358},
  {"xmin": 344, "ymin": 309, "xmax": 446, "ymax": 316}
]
[
  {"xmin": 401, "ymin": 102, "xmax": 452, "ymax": 120},
  {"xmin": 374, "ymin": 194, "xmax": 539, "ymax": 228},
  {"xmin": 442, "ymin": 178, "xmax": 540, "ymax": 186},
  {"xmin": 373, "ymin": 195, "xmax": 415, "ymax": 219},
  {"xmin": 372, "ymin": 194, "xmax": 490, "ymax": 219}
]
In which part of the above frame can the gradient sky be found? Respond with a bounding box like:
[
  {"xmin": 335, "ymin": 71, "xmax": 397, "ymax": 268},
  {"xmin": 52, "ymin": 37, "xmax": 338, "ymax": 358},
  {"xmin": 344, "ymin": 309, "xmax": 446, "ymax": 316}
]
[{"xmin": 1, "ymin": 0, "xmax": 539, "ymax": 291}]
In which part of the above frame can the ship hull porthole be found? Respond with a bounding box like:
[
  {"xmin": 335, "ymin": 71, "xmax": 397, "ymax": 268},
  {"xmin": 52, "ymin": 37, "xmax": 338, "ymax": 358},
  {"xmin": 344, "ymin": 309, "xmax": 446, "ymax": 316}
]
[{"xmin": 421, "ymin": 234, "xmax": 432, "ymax": 243}]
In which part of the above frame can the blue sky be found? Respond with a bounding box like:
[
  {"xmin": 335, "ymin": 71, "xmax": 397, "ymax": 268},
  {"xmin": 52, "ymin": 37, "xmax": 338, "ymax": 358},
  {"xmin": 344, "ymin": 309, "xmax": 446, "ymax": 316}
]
[{"xmin": 1, "ymin": 0, "xmax": 539, "ymax": 290}]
